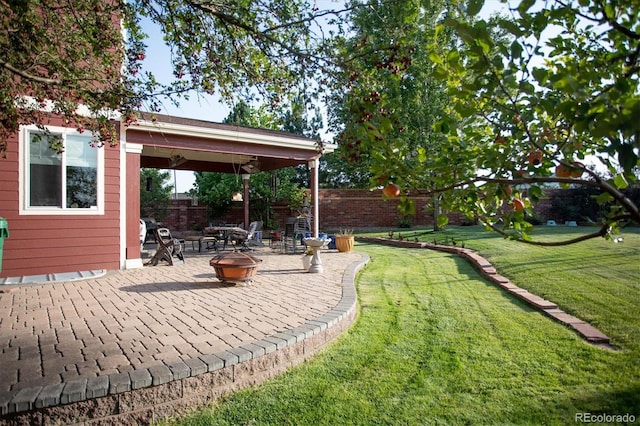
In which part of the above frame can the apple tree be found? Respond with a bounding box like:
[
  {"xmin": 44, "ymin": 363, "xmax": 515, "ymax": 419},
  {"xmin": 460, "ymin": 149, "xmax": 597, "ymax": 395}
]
[
  {"xmin": 336, "ymin": 0, "xmax": 639, "ymax": 244},
  {"xmin": 328, "ymin": 0, "xmax": 451, "ymax": 201},
  {"xmin": 427, "ymin": 0, "xmax": 640, "ymax": 244}
]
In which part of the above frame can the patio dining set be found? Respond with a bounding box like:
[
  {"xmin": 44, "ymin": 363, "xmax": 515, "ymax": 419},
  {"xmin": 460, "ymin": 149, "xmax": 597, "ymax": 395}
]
[{"xmin": 144, "ymin": 216, "xmax": 331, "ymax": 268}]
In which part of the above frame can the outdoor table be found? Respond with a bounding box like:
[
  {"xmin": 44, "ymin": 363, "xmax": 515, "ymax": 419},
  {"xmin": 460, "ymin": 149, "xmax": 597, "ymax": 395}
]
[{"xmin": 204, "ymin": 226, "xmax": 248, "ymax": 251}]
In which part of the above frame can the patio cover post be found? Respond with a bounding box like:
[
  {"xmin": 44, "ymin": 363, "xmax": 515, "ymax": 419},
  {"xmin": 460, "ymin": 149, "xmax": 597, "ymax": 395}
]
[
  {"xmin": 124, "ymin": 142, "xmax": 144, "ymax": 269},
  {"xmin": 243, "ymin": 174, "xmax": 250, "ymax": 229},
  {"xmin": 309, "ymin": 159, "xmax": 319, "ymax": 237}
]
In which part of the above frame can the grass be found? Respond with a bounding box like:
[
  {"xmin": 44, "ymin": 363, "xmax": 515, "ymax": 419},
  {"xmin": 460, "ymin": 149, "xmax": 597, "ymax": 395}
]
[
  {"xmin": 161, "ymin": 226, "xmax": 640, "ymax": 425},
  {"xmin": 362, "ymin": 225, "xmax": 640, "ymax": 352}
]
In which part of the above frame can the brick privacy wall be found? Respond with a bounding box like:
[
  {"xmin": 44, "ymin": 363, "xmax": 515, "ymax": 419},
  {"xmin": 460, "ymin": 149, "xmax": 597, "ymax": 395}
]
[
  {"xmin": 162, "ymin": 198, "xmax": 209, "ymax": 231},
  {"xmin": 162, "ymin": 189, "xmax": 465, "ymax": 232},
  {"xmin": 161, "ymin": 188, "xmax": 579, "ymax": 233},
  {"xmin": 318, "ymin": 189, "xmax": 452, "ymax": 229},
  {"xmin": 535, "ymin": 196, "xmax": 553, "ymax": 221},
  {"xmin": 161, "ymin": 199, "xmax": 293, "ymax": 231}
]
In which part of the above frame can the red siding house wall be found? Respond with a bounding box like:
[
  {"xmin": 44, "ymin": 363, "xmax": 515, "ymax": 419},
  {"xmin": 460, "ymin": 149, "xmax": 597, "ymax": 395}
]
[{"xmin": 0, "ymin": 117, "xmax": 121, "ymax": 278}]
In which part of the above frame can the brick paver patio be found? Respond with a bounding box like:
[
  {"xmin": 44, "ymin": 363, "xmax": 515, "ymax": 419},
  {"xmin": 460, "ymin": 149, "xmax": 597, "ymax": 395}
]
[{"xmin": 0, "ymin": 246, "xmax": 366, "ymax": 423}]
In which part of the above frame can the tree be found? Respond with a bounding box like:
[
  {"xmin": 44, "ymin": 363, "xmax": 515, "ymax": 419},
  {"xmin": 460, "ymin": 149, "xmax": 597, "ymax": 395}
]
[
  {"xmin": 7, "ymin": 0, "xmax": 637, "ymax": 245},
  {"xmin": 1, "ymin": 1, "xmax": 136, "ymax": 156},
  {"xmin": 140, "ymin": 168, "xmax": 173, "ymax": 219},
  {"xmin": 1, "ymin": 0, "xmax": 354, "ymax": 157},
  {"xmin": 279, "ymin": 94, "xmax": 324, "ymax": 187},
  {"xmin": 327, "ymin": 1, "xmax": 450, "ymax": 201},
  {"xmin": 339, "ymin": 0, "xmax": 639, "ymax": 245},
  {"xmin": 430, "ymin": 0, "xmax": 640, "ymax": 244}
]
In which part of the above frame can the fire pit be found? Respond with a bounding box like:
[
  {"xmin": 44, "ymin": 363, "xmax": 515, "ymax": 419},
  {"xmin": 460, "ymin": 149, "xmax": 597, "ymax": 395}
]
[{"xmin": 210, "ymin": 252, "xmax": 263, "ymax": 284}]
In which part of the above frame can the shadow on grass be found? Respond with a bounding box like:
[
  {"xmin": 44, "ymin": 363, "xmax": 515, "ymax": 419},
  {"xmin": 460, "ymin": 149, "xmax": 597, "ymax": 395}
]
[{"xmin": 507, "ymin": 384, "xmax": 640, "ymax": 424}]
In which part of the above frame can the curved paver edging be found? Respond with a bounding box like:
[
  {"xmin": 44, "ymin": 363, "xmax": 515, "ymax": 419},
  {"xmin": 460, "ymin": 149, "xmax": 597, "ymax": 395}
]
[
  {"xmin": 356, "ymin": 237, "xmax": 611, "ymax": 346},
  {"xmin": 0, "ymin": 254, "xmax": 370, "ymax": 425}
]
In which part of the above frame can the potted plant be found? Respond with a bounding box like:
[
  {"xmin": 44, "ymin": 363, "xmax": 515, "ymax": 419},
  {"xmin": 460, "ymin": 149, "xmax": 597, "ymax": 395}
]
[
  {"xmin": 302, "ymin": 246, "xmax": 314, "ymax": 271},
  {"xmin": 335, "ymin": 229, "xmax": 355, "ymax": 253}
]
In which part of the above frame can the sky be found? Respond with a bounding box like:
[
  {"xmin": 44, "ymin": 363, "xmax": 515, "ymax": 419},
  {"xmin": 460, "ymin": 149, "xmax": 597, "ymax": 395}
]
[{"xmin": 141, "ymin": 1, "xmax": 592, "ymax": 193}]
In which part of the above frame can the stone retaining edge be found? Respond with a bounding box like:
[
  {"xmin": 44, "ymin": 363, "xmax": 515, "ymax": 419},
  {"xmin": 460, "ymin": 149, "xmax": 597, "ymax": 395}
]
[
  {"xmin": 0, "ymin": 254, "xmax": 371, "ymax": 425},
  {"xmin": 356, "ymin": 237, "xmax": 610, "ymax": 345}
]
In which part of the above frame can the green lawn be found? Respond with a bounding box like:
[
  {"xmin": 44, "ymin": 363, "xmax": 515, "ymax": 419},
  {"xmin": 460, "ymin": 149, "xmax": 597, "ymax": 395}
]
[
  {"xmin": 362, "ymin": 225, "xmax": 640, "ymax": 352},
  {"xmin": 162, "ymin": 226, "xmax": 640, "ymax": 425}
]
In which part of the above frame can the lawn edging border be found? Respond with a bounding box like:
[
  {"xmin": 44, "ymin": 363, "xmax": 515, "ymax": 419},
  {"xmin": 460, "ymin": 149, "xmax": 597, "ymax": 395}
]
[
  {"xmin": 356, "ymin": 237, "xmax": 610, "ymax": 346},
  {"xmin": 0, "ymin": 254, "xmax": 370, "ymax": 425}
]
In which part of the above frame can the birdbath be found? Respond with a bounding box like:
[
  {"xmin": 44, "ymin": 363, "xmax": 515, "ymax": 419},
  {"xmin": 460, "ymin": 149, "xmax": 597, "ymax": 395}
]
[{"xmin": 303, "ymin": 237, "xmax": 329, "ymax": 273}]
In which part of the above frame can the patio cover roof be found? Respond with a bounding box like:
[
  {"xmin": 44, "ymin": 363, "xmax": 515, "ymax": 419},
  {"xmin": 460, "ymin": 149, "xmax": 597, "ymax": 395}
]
[{"xmin": 127, "ymin": 112, "xmax": 334, "ymax": 173}]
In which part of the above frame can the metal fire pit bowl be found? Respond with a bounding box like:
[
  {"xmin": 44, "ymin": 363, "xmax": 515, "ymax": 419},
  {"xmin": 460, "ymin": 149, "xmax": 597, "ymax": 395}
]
[{"xmin": 210, "ymin": 252, "xmax": 263, "ymax": 284}]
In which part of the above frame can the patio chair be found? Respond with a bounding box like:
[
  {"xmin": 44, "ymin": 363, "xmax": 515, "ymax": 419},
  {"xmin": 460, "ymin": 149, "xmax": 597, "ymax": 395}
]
[
  {"xmin": 283, "ymin": 217, "xmax": 311, "ymax": 254},
  {"xmin": 147, "ymin": 228, "xmax": 184, "ymax": 266},
  {"xmin": 139, "ymin": 219, "xmax": 146, "ymax": 250},
  {"xmin": 294, "ymin": 216, "xmax": 312, "ymax": 251},
  {"xmin": 243, "ymin": 220, "xmax": 265, "ymax": 248},
  {"xmin": 200, "ymin": 227, "xmax": 223, "ymax": 252},
  {"xmin": 237, "ymin": 221, "xmax": 259, "ymax": 251},
  {"xmin": 282, "ymin": 217, "xmax": 296, "ymax": 253},
  {"xmin": 269, "ymin": 230, "xmax": 284, "ymax": 252},
  {"xmin": 228, "ymin": 227, "xmax": 250, "ymax": 251},
  {"xmin": 142, "ymin": 217, "xmax": 159, "ymax": 243}
]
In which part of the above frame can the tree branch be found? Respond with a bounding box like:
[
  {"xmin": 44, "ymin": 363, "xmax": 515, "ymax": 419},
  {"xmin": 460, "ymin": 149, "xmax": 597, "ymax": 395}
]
[
  {"xmin": 414, "ymin": 174, "xmax": 639, "ymax": 225},
  {"xmin": 478, "ymin": 215, "xmax": 621, "ymax": 246},
  {"xmin": 0, "ymin": 60, "xmax": 62, "ymax": 85},
  {"xmin": 264, "ymin": 5, "xmax": 361, "ymax": 34},
  {"xmin": 594, "ymin": 0, "xmax": 640, "ymax": 40},
  {"xmin": 187, "ymin": 1, "xmax": 316, "ymax": 63},
  {"xmin": 417, "ymin": 175, "xmax": 605, "ymax": 196}
]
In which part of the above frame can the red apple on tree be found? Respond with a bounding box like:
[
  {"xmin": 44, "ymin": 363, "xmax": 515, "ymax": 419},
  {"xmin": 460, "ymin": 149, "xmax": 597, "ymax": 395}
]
[
  {"xmin": 382, "ymin": 183, "xmax": 401, "ymax": 198},
  {"xmin": 570, "ymin": 162, "xmax": 585, "ymax": 178},
  {"xmin": 528, "ymin": 150, "xmax": 543, "ymax": 166},
  {"xmin": 555, "ymin": 164, "xmax": 571, "ymax": 178},
  {"xmin": 512, "ymin": 199, "xmax": 525, "ymax": 212},
  {"xmin": 498, "ymin": 185, "xmax": 512, "ymax": 199}
]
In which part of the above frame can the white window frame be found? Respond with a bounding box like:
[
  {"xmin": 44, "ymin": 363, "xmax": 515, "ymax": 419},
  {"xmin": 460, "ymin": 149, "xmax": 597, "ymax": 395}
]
[{"xmin": 19, "ymin": 125, "xmax": 105, "ymax": 215}]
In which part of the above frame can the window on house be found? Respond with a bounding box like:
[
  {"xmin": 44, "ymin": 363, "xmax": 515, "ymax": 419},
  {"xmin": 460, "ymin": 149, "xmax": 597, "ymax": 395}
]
[{"xmin": 22, "ymin": 127, "xmax": 104, "ymax": 214}]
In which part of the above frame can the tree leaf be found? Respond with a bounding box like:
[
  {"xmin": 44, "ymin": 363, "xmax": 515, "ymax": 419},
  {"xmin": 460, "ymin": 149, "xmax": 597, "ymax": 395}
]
[
  {"xmin": 437, "ymin": 213, "xmax": 449, "ymax": 228},
  {"xmin": 614, "ymin": 173, "xmax": 629, "ymax": 190},
  {"xmin": 499, "ymin": 19, "xmax": 523, "ymax": 37},
  {"xmin": 618, "ymin": 143, "xmax": 638, "ymax": 174},
  {"xmin": 510, "ymin": 40, "xmax": 523, "ymax": 58},
  {"xmin": 467, "ymin": 0, "xmax": 485, "ymax": 16},
  {"xmin": 532, "ymin": 67, "xmax": 548, "ymax": 84},
  {"xmin": 595, "ymin": 192, "xmax": 614, "ymax": 204},
  {"xmin": 518, "ymin": 0, "xmax": 536, "ymax": 15},
  {"xmin": 397, "ymin": 199, "xmax": 416, "ymax": 216}
]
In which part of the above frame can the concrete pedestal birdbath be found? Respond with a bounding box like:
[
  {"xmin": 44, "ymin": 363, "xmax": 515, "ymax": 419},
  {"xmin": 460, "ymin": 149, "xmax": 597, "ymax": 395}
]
[{"xmin": 303, "ymin": 237, "xmax": 330, "ymax": 273}]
